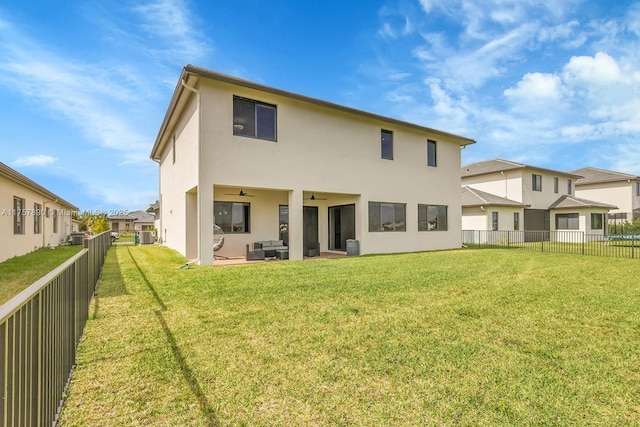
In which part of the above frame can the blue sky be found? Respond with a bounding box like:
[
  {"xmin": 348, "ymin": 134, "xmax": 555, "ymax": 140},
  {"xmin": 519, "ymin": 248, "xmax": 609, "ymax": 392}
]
[{"xmin": 1, "ymin": 0, "xmax": 639, "ymax": 211}]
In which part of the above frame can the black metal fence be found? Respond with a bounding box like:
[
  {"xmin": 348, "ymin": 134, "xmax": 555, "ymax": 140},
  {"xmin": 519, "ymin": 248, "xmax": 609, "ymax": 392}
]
[
  {"xmin": 0, "ymin": 231, "xmax": 111, "ymax": 426},
  {"xmin": 462, "ymin": 230, "xmax": 640, "ymax": 259}
]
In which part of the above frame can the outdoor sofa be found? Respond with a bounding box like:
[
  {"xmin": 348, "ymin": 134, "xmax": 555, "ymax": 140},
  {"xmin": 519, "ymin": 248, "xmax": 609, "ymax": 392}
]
[{"xmin": 253, "ymin": 240, "xmax": 288, "ymax": 257}]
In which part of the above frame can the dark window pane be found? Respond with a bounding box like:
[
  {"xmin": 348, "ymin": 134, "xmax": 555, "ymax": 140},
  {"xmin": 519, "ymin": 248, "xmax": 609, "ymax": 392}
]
[
  {"xmin": 215, "ymin": 201, "xmax": 250, "ymax": 234},
  {"xmin": 233, "ymin": 97, "xmax": 255, "ymax": 137},
  {"xmin": 381, "ymin": 130, "xmax": 393, "ymax": 160},
  {"xmin": 418, "ymin": 204, "xmax": 428, "ymax": 231},
  {"xmin": 427, "ymin": 140, "xmax": 437, "ymax": 166},
  {"xmin": 556, "ymin": 213, "xmax": 579, "ymax": 230},
  {"xmin": 369, "ymin": 202, "xmax": 405, "ymax": 232},
  {"xmin": 256, "ymin": 104, "xmax": 276, "ymax": 141}
]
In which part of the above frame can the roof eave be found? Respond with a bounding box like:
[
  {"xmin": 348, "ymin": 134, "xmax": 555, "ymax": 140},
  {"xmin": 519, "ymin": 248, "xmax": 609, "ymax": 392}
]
[
  {"xmin": 0, "ymin": 162, "xmax": 78, "ymax": 211},
  {"xmin": 150, "ymin": 65, "xmax": 476, "ymax": 161}
]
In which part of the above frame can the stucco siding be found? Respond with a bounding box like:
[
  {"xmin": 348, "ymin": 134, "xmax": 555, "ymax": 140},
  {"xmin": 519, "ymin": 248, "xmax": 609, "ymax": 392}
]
[
  {"xmin": 0, "ymin": 174, "xmax": 73, "ymax": 263},
  {"xmin": 461, "ymin": 207, "xmax": 487, "ymax": 230},
  {"xmin": 157, "ymin": 93, "xmax": 200, "ymax": 256},
  {"xmin": 196, "ymin": 79, "xmax": 464, "ymax": 257},
  {"xmin": 153, "ymin": 69, "xmax": 473, "ymax": 262},
  {"xmin": 575, "ymin": 181, "xmax": 632, "ymax": 214}
]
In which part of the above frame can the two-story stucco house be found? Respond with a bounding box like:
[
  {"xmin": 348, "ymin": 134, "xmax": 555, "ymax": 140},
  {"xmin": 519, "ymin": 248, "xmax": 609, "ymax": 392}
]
[
  {"xmin": 571, "ymin": 167, "xmax": 640, "ymax": 225},
  {"xmin": 0, "ymin": 162, "xmax": 78, "ymax": 263},
  {"xmin": 150, "ymin": 65, "xmax": 475, "ymax": 265},
  {"xmin": 461, "ymin": 159, "xmax": 615, "ymax": 237}
]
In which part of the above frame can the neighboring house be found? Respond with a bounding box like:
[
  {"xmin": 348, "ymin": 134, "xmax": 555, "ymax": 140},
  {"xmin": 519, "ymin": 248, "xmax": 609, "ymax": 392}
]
[
  {"xmin": 150, "ymin": 65, "xmax": 475, "ymax": 264},
  {"xmin": 461, "ymin": 186, "xmax": 528, "ymax": 231},
  {"xmin": 571, "ymin": 167, "xmax": 640, "ymax": 224},
  {"xmin": 0, "ymin": 161, "xmax": 78, "ymax": 263},
  {"xmin": 461, "ymin": 159, "xmax": 615, "ymax": 237},
  {"xmin": 109, "ymin": 210, "xmax": 156, "ymax": 233},
  {"xmin": 146, "ymin": 201, "xmax": 161, "ymax": 238}
]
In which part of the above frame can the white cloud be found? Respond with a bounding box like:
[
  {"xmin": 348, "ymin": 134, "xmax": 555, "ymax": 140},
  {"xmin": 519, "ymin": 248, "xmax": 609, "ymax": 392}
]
[
  {"xmin": 12, "ymin": 154, "xmax": 57, "ymax": 167},
  {"xmin": 504, "ymin": 72, "xmax": 563, "ymax": 101},
  {"xmin": 132, "ymin": 0, "xmax": 210, "ymax": 61},
  {"xmin": 560, "ymin": 124, "xmax": 598, "ymax": 140},
  {"xmin": 563, "ymin": 51, "xmax": 621, "ymax": 85}
]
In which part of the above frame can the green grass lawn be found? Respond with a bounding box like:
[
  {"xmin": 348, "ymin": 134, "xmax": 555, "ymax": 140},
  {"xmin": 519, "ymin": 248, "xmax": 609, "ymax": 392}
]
[
  {"xmin": 0, "ymin": 245, "xmax": 83, "ymax": 305},
  {"xmin": 58, "ymin": 246, "xmax": 640, "ymax": 426}
]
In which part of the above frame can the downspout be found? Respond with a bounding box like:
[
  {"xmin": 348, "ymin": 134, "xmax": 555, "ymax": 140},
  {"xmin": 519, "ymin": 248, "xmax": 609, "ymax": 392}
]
[{"xmin": 180, "ymin": 76, "xmax": 202, "ymax": 265}]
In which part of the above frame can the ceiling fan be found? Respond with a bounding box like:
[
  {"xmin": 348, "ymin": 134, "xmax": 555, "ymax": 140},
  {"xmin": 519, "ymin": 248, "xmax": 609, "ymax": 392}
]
[
  {"xmin": 305, "ymin": 193, "xmax": 327, "ymax": 201},
  {"xmin": 224, "ymin": 188, "xmax": 254, "ymax": 197}
]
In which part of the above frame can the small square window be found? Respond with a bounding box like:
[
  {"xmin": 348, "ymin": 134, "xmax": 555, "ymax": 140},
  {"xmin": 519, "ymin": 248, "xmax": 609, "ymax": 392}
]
[{"xmin": 233, "ymin": 96, "xmax": 277, "ymax": 141}]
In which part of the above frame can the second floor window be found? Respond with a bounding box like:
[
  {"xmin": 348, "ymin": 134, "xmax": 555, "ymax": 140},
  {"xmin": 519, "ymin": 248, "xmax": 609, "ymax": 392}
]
[
  {"xmin": 381, "ymin": 130, "xmax": 393, "ymax": 160},
  {"xmin": 532, "ymin": 174, "xmax": 542, "ymax": 192},
  {"xmin": 567, "ymin": 179, "xmax": 572, "ymax": 195},
  {"xmin": 427, "ymin": 140, "xmax": 437, "ymax": 167},
  {"xmin": 233, "ymin": 96, "xmax": 277, "ymax": 141},
  {"xmin": 553, "ymin": 177, "xmax": 559, "ymax": 193}
]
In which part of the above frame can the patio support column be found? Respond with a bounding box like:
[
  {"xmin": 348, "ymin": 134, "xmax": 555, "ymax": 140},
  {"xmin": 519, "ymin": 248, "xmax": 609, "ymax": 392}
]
[
  {"xmin": 198, "ymin": 184, "xmax": 214, "ymax": 265},
  {"xmin": 288, "ymin": 189, "xmax": 304, "ymax": 260}
]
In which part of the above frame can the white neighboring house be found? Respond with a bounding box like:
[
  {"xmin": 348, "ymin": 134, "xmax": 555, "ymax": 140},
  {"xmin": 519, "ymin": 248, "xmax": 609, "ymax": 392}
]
[
  {"xmin": 461, "ymin": 159, "xmax": 615, "ymax": 238},
  {"xmin": 461, "ymin": 186, "xmax": 528, "ymax": 231},
  {"xmin": 150, "ymin": 65, "xmax": 476, "ymax": 264},
  {"xmin": 571, "ymin": 167, "xmax": 640, "ymax": 225},
  {"xmin": 0, "ymin": 162, "xmax": 78, "ymax": 263}
]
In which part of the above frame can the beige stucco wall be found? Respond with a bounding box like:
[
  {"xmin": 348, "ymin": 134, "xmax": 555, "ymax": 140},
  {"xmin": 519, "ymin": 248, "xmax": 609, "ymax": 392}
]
[
  {"xmin": 157, "ymin": 93, "xmax": 200, "ymax": 257},
  {"xmin": 575, "ymin": 181, "xmax": 634, "ymax": 217},
  {"xmin": 462, "ymin": 206, "xmax": 524, "ymax": 232},
  {"xmin": 462, "ymin": 169, "xmax": 574, "ymax": 210},
  {"xmin": 461, "ymin": 207, "xmax": 487, "ymax": 230},
  {"xmin": 0, "ymin": 174, "xmax": 74, "ymax": 263},
  {"xmin": 157, "ymin": 77, "xmax": 469, "ymax": 262},
  {"xmin": 200, "ymin": 79, "xmax": 463, "ymax": 259}
]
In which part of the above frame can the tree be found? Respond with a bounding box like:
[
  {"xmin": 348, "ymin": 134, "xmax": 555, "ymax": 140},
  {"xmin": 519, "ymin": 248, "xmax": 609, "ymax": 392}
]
[{"xmin": 75, "ymin": 211, "xmax": 110, "ymax": 234}]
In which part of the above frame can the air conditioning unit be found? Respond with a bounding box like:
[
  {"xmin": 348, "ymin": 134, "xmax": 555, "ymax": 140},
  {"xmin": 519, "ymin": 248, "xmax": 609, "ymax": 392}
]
[{"xmin": 140, "ymin": 231, "xmax": 155, "ymax": 245}]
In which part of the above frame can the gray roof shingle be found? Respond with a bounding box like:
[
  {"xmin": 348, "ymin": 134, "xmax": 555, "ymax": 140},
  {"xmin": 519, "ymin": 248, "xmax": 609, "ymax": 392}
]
[
  {"xmin": 571, "ymin": 167, "xmax": 640, "ymax": 185},
  {"xmin": 548, "ymin": 195, "xmax": 617, "ymax": 210},
  {"xmin": 462, "ymin": 158, "xmax": 582, "ymax": 179},
  {"xmin": 461, "ymin": 186, "xmax": 528, "ymax": 208}
]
